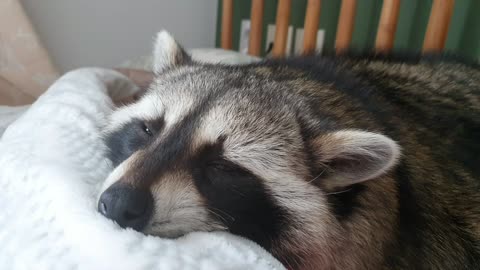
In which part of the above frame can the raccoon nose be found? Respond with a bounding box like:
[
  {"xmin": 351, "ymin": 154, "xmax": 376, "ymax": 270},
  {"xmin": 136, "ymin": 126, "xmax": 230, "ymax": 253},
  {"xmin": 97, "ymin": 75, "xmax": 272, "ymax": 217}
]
[{"xmin": 98, "ymin": 183, "xmax": 153, "ymax": 231}]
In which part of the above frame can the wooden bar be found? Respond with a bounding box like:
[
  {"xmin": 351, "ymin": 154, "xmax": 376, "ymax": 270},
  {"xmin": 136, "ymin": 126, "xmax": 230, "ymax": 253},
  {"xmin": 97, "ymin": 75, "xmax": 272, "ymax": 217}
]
[
  {"xmin": 272, "ymin": 0, "xmax": 292, "ymax": 57},
  {"xmin": 303, "ymin": 0, "xmax": 322, "ymax": 55},
  {"xmin": 375, "ymin": 0, "xmax": 401, "ymax": 53},
  {"xmin": 248, "ymin": 0, "xmax": 265, "ymax": 56},
  {"xmin": 335, "ymin": 0, "xmax": 357, "ymax": 53},
  {"xmin": 423, "ymin": 0, "xmax": 455, "ymax": 52},
  {"xmin": 221, "ymin": 0, "xmax": 234, "ymax": 50}
]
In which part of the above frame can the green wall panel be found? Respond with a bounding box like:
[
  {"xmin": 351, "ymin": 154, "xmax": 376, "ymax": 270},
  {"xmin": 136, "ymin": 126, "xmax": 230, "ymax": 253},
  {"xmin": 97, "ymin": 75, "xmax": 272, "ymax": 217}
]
[
  {"xmin": 350, "ymin": 0, "xmax": 382, "ymax": 50},
  {"xmin": 459, "ymin": 0, "xmax": 480, "ymax": 60},
  {"xmin": 318, "ymin": 0, "xmax": 341, "ymax": 50}
]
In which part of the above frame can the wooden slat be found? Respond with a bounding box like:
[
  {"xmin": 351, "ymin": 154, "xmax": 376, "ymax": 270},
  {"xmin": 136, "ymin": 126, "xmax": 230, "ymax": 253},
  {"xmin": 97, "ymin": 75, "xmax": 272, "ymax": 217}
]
[
  {"xmin": 272, "ymin": 0, "xmax": 292, "ymax": 57},
  {"xmin": 303, "ymin": 0, "xmax": 322, "ymax": 55},
  {"xmin": 423, "ymin": 0, "xmax": 455, "ymax": 52},
  {"xmin": 375, "ymin": 0, "xmax": 401, "ymax": 53},
  {"xmin": 335, "ymin": 0, "xmax": 357, "ymax": 53},
  {"xmin": 221, "ymin": 0, "xmax": 234, "ymax": 50},
  {"xmin": 248, "ymin": 0, "xmax": 265, "ymax": 56}
]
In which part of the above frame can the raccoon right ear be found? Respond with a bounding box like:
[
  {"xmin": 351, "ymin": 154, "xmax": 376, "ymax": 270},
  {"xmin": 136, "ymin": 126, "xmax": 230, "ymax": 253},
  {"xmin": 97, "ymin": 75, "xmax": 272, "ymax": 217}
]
[
  {"xmin": 311, "ymin": 130, "xmax": 401, "ymax": 190},
  {"xmin": 152, "ymin": 30, "xmax": 191, "ymax": 74}
]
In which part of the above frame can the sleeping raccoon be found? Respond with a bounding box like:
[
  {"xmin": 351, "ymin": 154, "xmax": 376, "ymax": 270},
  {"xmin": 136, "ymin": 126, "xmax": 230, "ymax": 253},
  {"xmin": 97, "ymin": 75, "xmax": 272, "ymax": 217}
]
[{"xmin": 98, "ymin": 31, "xmax": 480, "ymax": 269}]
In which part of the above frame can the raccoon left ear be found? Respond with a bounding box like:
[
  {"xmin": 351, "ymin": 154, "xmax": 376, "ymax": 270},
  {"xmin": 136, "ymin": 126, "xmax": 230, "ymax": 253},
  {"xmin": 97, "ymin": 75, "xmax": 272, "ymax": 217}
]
[
  {"xmin": 152, "ymin": 30, "xmax": 191, "ymax": 74},
  {"xmin": 312, "ymin": 130, "xmax": 401, "ymax": 190}
]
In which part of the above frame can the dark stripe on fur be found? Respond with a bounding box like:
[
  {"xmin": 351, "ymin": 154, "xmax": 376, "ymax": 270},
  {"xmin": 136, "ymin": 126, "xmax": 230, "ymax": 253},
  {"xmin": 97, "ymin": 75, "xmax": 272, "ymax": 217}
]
[{"xmin": 191, "ymin": 142, "xmax": 288, "ymax": 250}]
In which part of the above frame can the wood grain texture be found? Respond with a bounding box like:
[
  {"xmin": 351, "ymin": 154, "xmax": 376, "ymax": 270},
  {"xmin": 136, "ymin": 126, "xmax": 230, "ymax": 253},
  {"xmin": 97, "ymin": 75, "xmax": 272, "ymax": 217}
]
[
  {"xmin": 423, "ymin": 0, "xmax": 455, "ymax": 52},
  {"xmin": 303, "ymin": 0, "xmax": 322, "ymax": 55},
  {"xmin": 375, "ymin": 0, "xmax": 401, "ymax": 52},
  {"xmin": 335, "ymin": 0, "xmax": 357, "ymax": 53},
  {"xmin": 221, "ymin": 0, "xmax": 234, "ymax": 50},
  {"xmin": 272, "ymin": 0, "xmax": 292, "ymax": 57},
  {"xmin": 248, "ymin": 0, "xmax": 265, "ymax": 56}
]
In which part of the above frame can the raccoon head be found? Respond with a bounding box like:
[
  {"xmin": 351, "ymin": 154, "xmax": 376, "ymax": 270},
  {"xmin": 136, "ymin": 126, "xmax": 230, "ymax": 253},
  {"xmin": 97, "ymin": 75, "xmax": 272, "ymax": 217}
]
[{"xmin": 98, "ymin": 31, "xmax": 400, "ymax": 267}]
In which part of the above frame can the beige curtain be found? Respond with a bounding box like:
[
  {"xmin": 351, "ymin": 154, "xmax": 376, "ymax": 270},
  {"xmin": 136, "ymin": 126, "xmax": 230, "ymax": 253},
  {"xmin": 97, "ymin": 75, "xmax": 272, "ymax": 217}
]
[{"xmin": 0, "ymin": 0, "xmax": 59, "ymax": 106}]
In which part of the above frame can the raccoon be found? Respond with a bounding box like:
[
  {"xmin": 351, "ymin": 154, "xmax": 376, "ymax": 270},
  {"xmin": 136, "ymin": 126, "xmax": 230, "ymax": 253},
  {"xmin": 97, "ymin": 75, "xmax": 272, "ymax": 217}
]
[{"xmin": 98, "ymin": 31, "xmax": 480, "ymax": 270}]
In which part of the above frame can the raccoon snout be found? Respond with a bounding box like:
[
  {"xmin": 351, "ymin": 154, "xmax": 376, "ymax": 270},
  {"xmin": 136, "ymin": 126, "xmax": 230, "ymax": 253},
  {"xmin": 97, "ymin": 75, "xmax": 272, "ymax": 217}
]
[{"xmin": 98, "ymin": 182, "xmax": 153, "ymax": 231}]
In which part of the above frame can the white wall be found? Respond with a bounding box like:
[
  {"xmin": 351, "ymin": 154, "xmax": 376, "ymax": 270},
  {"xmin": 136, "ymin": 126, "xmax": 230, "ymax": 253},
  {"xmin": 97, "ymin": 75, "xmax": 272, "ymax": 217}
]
[{"xmin": 21, "ymin": 0, "xmax": 218, "ymax": 72}]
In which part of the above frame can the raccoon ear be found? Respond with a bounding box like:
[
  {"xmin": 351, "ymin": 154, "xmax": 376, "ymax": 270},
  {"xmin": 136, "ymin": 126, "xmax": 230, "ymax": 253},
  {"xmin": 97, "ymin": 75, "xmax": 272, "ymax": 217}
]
[
  {"xmin": 152, "ymin": 30, "xmax": 191, "ymax": 74},
  {"xmin": 312, "ymin": 130, "xmax": 400, "ymax": 190}
]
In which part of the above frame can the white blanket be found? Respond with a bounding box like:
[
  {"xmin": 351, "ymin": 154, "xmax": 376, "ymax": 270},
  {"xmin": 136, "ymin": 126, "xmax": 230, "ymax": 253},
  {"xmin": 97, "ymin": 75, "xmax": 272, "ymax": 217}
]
[{"xmin": 0, "ymin": 68, "xmax": 285, "ymax": 270}]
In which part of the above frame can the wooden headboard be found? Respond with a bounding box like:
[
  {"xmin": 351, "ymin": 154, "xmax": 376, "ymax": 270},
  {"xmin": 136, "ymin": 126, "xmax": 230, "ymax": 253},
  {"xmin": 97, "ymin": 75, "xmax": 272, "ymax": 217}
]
[{"xmin": 220, "ymin": 0, "xmax": 455, "ymax": 57}]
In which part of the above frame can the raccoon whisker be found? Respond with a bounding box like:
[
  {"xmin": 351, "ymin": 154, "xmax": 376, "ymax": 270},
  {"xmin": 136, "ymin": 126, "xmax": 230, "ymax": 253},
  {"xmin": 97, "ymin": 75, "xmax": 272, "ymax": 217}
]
[
  {"xmin": 231, "ymin": 186, "xmax": 246, "ymax": 197},
  {"xmin": 307, "ymin": 169, "xmax": 327, "ymax": 183},
  {"xmin": 324, "ymin": 188, "xmax": 352, "ymax": 196},
  {"xmin": 170, "ymin": 206, "xmax": 204, "ymax": 212},
  {"xmin": 206, "ymin": 209, "xmax": 231, "ymax": 224},
  {"xmin": 209, "ymin": 207, "xmax": 236, "ymax": 222},
  {"xmin": 176, "ymin": 217, "xmax": 227, "ymax": 230}
]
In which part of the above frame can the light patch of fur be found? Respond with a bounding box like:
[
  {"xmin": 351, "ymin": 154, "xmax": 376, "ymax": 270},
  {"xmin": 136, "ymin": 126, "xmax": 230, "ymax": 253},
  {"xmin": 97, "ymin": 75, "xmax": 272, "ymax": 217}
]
[
  {"xmin": 106, "ymin": 92, "xmax": 164, "ymax": 132},
  {"xmin": 144, "ymin": 171, "xmax": 226, "ymax": 238},
  {"xmin": 189, "ymin": 104, "xmax": 228, "ymax": 149},
  {"xmin": 148, "ymin": 66, "xmax": 204, "ymax": 129},
  {"xmin": 153, "ymin": 30, "xmax": 182, "ymax": 74},
  {"xmin": 98, "ymin": 151, "xmax": 143, "ymax": 196},
  {"xmin": 159, "ymin": 93, "xmax": 196, "ymax": 130},
  {"xmin": 315, "ymin": 130, "xmax": 401, "ymax": 190}
]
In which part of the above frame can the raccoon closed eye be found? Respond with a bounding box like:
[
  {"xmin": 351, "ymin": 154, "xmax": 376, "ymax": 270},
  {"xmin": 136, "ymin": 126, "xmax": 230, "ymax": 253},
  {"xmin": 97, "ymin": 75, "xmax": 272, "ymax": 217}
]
[
  {"xmin": 207, "ymin": 160, "xmax": 238, "ymax": 173},
  {"xmin": 204, "ymin": 159, "xmax": 252, "ymax": 183}
]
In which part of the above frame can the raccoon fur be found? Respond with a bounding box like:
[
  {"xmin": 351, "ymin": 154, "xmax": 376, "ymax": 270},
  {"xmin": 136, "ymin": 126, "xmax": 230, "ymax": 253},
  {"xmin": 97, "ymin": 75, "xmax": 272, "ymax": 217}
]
[{"xmin": 98, "ymin": 31, "xmax": 480, "ymax": 270}]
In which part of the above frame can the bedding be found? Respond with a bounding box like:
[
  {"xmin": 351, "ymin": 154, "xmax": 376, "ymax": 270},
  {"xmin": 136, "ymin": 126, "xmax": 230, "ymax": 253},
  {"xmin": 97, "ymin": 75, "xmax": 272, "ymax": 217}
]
[{"xmin": 0, "ymin": 68, "xmax": 284, "ymax": 270}]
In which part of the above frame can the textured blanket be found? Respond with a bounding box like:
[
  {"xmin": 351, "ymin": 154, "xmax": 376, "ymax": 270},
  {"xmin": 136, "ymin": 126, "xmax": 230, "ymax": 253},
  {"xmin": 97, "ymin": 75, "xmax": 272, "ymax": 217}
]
[{"xmin": 0, "ymin": 68, "xmax": 285, "ymax": 270}]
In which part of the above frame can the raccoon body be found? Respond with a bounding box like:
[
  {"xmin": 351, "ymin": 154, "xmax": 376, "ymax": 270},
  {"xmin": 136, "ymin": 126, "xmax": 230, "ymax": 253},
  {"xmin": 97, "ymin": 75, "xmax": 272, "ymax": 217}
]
[{"xmin": 98, "ymin": 31, "xmax": 480, "ymax": 269}]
